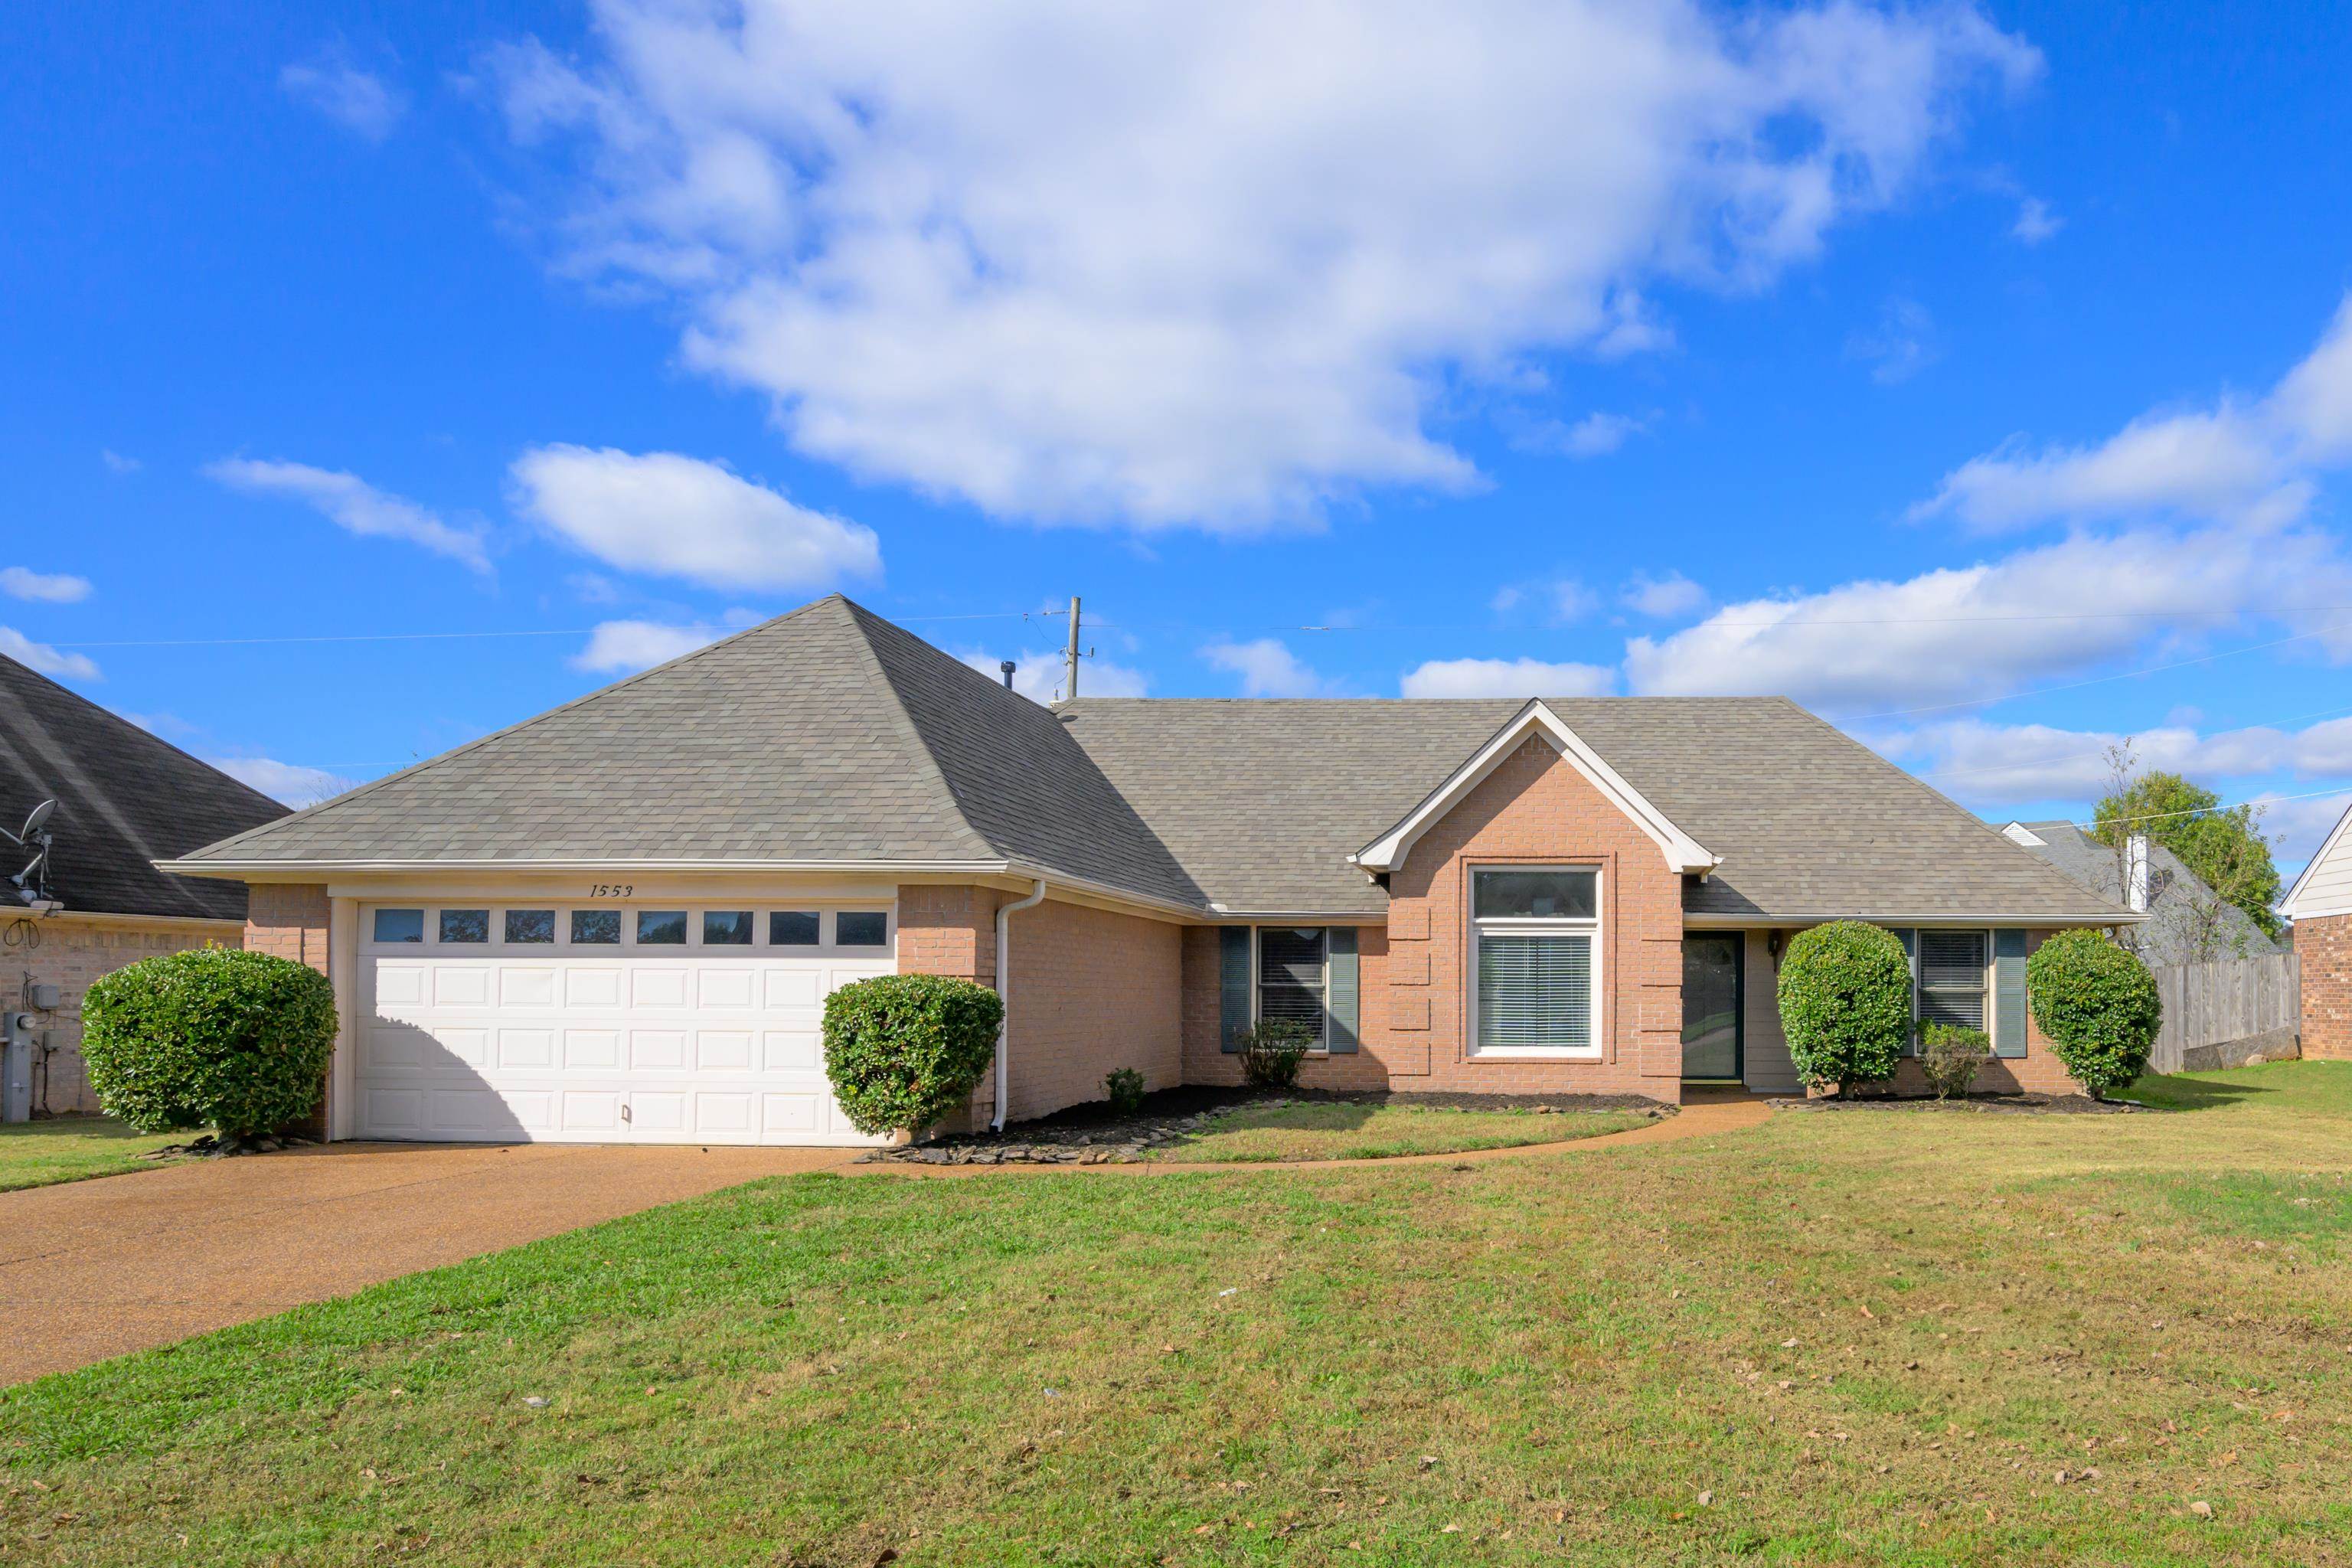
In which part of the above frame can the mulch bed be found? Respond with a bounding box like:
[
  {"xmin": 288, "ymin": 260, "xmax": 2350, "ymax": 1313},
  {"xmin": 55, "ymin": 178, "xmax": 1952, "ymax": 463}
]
[
  {"xmin": 1769, "ymin": 1093, "xmax": 2145, "ymax": 1116},
  {"xmin": 860, "ymin": 1085, "xmax": 1675, "ymax": 1165}
]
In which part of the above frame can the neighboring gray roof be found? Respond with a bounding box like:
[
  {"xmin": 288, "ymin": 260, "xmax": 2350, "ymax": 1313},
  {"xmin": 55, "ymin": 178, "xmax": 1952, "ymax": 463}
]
[
  {"xmin": 2007, "ymin": 819, "xmax": 2281, "ymax": 964},
  {"xmin": 175, "ymin": 596, "xmax": 2125, "ymax": 926},
  {"xmin": 0, "ymin": 652, "xmax": 286, "ymax": 921},
  {"xmin": 172, "ymin": 597, "xmax": 1200, "ymax": 905},
  {"xmin": 1059, "ymin": 696, "xmax": 2128, "ymax": 922}
]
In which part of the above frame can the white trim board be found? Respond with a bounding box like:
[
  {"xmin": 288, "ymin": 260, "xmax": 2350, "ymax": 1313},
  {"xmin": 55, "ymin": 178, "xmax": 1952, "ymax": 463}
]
[
  {"xmin": 2280, "ymin": 798, "xmax": 2352, "ymax": 920},
  {"xmin": 1351, "ymin": 701, "xmax": 1717, "ymax": 879}
]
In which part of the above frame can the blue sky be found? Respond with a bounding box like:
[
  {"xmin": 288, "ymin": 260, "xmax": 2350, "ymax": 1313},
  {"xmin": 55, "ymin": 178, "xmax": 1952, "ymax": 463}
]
[{"xmin": 9, "ymin": 2, "xmax": 2352, "ymax": 871}]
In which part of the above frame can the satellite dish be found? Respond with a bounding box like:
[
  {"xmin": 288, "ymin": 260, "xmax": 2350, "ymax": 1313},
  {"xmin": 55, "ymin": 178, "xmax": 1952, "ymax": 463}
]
[{"xmin": 21, "ymin": 799, "xmax": 54, "ymax": 840}]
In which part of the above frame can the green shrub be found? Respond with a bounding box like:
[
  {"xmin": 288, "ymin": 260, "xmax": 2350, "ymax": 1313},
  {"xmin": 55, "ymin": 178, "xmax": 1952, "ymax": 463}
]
[
  {"xmin": 80, "ymin": 947, "xmax": 336, "ymax": 1136},
  {"xmin": 1103, "ymin": 1067, "xmax": 1147, "ymax": 1114},
  {"xmin": 2027, "ymin": 929, "xmax": 2161, "ymax": 1099},
  {"xmin": 1775, "ymin": 921, "xmax": 1913, "ymax": 1096},
  {"xmin": 822, "ymin": 974, "xmax": 1005, "ymax": 1135},
  {"xmin": 1919, "ymin": 1023, "xmax": 1991, "ymax": 1100},
  {"xmin": 1238, "ymin": 1019, "xmax": 1314, "ymax": 1088}
]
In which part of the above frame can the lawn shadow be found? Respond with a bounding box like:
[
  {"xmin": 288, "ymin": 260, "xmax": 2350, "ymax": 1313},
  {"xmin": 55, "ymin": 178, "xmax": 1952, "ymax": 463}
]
[{"xmin": 2125, "ymin": 1073, "xmax": 2277, "ymax": 1112}]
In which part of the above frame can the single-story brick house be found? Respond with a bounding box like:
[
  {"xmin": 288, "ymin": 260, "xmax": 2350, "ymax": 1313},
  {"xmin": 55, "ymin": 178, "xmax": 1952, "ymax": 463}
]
[
  {"xmin": 2280, "ymin": 801, "xmax": 2352, "ymax": 1061},
  {"xmin": 160, "ymin": 596, "xmax": 2136, "ymax": 1146},
  {"xmin": 0, "ymin": 652, "xmax": 289, "ymax": 1115}
]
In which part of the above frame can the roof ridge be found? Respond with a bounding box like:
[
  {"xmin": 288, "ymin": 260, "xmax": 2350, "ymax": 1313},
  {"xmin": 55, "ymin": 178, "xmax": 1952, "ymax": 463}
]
[
  {"xmin": 835, "ymin": 599, "xmax": 1003, "ymax": 861},
  {"xmin": 179, "ymin": 597, "xmax": 850, "ymax": 862}
]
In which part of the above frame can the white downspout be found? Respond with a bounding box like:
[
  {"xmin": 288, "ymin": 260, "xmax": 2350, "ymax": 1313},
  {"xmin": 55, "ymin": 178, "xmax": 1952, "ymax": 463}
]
[{"xmin": 991, "ymin": 880, "xmax": 1049, "ymax": 1132}]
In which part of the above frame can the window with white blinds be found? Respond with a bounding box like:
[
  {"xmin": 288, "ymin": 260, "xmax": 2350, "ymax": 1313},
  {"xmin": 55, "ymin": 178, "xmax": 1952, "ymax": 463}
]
[
  {"xmin": 1917, "ymin": 929, "xmax": 1988, "ymax": 1030},
  {"xmin": 1470, "ymin": 867, "xmax": 1602, "ymax": 1057},
  {"xmin": 1256, "ymin": 926, "xmax": 1328, "ymax": 1044}
]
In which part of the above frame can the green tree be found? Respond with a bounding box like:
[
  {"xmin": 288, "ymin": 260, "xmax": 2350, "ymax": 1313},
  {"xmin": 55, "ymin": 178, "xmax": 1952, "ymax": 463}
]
[{"xmin": 2093, "ymin": 763, "xmax": 2282, "ymax": 945}]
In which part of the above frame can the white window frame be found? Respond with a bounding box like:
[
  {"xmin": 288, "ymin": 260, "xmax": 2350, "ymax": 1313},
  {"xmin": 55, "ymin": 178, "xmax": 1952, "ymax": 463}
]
[
  {"xmin": 1466, "ymin": 864, "xmax": 1605, "ymax": 1060},
  {"xmin": 1913, "ymin": 927, "xmax": 1994, "ymax": 1040},
  {"xmin": 1252, "ymin": 926, "xmax": 1332, "ymax": 1051}
]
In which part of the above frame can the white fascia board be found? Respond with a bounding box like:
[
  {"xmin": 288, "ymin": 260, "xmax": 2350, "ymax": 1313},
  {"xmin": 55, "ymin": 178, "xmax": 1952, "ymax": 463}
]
[
  {"xmin": 1681, "ymin": 910, "xmax": 2150, "ymax": 928},
  {"xmin": 2278, "ymin": 798, "xmax": 2352, "ymax": 919},
  {"xmin": 1351, "ymin": 701, "xmax": 1717, "ymax": 878},
  {"xmin": 154, "ymin": 856, "xmax": 1018, "ymax": 882}
]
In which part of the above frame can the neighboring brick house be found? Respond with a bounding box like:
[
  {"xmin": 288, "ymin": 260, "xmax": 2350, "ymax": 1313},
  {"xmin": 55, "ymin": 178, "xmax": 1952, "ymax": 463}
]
[
  {"xmin": 158, "ymin": 595, "xmax": 2135, "ymax": 1147},
  {"xmin": 2281, "ymin": 803, "xmax": 2352, "ymax": 1062},
  {"xmin": 0, "ymin": 654, "xmax": 288, "ymax": 1116}
]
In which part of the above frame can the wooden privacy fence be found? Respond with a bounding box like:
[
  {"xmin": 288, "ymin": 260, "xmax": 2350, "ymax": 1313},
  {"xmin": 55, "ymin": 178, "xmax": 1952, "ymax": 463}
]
[{"xmin": 2146, "ymin": 952, "xmax": 2300, "ymax": 1073}]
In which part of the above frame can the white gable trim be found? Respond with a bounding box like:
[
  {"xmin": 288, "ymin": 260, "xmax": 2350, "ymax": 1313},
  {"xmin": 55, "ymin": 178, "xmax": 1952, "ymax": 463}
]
[
  {"xmin": 2280, "ymin": 797, "xmax": 2352, "ymax": 920},
  {"xmin": 1350, "ymin": 701, "xmax": 1717, "ymax": 878},
  {"xmin": 1998, "ymin": 821, "xmax": 2047, "ymax": 848}
]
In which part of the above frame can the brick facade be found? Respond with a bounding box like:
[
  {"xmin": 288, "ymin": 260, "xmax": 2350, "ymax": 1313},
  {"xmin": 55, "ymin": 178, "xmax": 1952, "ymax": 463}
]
[
  {"xmin": 7, "ymin": 913, "xmax": 243, "ymax": 1116},
  {"xmin": 2294, "ymin": 914, "xmax": 2352, "ymax": 1061},
  {"xmin": 1182, "ymin": 736, "xmax": 1687, "ymax": 1102},
  {"xmin": 245, "ymin": 884, "xmax": 331, "ymax": 974},
  {"xmin": 898, "ymin": 884, "xmax": 1182, "ymax": 1127}
]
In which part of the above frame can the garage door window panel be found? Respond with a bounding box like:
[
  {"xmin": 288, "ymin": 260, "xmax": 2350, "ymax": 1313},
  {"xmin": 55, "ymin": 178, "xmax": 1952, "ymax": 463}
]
[
  {"xmin": 770, "ymin": 910, "xmax": 820, "ymax": 946},
  {"xmin": 837, "ymin": 910, "xmax": 889, "ymax": 948},
  {"xmin": 505, "ymin": 909, "xmax": 556, "ymax": 945},
  {"xmin": 439, "ymin": 909, "xmax": 489, "ymax": 945},
  {"xmin": 704, "ymin": 910, "xmax": 753, "ymax": 946},
  {"xmin": 571, "ymin": 910, "xmax": 622, "ymax": 946},
  {"xmin": 374, "ymin": 908, "xmax": 423, "ymax": 944},
  {"xmin": 636, "ymin": 910, "xmax": 688, "ymax": 946}
]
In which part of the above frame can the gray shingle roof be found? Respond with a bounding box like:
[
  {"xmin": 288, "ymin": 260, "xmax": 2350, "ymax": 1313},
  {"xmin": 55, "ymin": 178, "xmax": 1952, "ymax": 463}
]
[
  {"xmin": 175, "ymin": 597, "xmax": 2126, "ymax": 926},
  {"xmin": 1059, "ymin": 696, "xmax": 2128, "ymax": 922},
  {"xmin": 0, "ymin": 652, "xmax": 286, "ymax": 921},
  {"xmin": 2007, "ymin": 819, "xmax": 2280, "ymax": 963},
  {"xmin": 172, "ymin": 597, "xmax": 1198, "ymax": 905}
]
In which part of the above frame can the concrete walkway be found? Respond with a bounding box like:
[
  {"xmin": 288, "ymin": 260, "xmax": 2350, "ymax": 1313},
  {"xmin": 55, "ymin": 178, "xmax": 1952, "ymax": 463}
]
[{"xmin": 0, "ymin": 1142, "xmax": 849, "ymax": 1387}]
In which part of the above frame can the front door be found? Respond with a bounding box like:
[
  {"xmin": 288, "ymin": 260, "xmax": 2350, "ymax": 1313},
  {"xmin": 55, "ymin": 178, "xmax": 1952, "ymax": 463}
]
[{"xmin": 1681, "ymin": 934, "xmax": 1743, "ymax": 1081}]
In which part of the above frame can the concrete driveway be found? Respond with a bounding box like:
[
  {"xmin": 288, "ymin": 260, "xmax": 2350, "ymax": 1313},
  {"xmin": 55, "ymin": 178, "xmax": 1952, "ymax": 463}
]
[{"xmin": 0, "ymin": 1142, "xmax": 854, "ymax": 1386}]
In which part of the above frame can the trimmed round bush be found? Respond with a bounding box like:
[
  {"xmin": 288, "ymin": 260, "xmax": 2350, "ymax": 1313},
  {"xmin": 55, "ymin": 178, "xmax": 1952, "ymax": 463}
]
[
  {"xmin": 822, "ymin": 974, "xmax": 1006, "ymax": 1136},
  {"xmin": 1775, "ymin": 921, "xmax": 1913, "ymax": 1096},
  {"xmin": 80, "ymin": 946, "xmax": 336, "ymax": 1136},
  {"xmin": 2027, "ymin": 929, "xmax": 2161, "ymax": 1099}
]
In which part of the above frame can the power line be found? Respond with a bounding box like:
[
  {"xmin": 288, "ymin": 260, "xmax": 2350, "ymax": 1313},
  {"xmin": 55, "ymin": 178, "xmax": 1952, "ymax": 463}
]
[
  {"xmin": 47, "ymin": 607, "xmax": 1063, "ymax": 651},
  {"xmin": 2067, "ymin": 783, "xmax": 2352, "ymax": 831}
]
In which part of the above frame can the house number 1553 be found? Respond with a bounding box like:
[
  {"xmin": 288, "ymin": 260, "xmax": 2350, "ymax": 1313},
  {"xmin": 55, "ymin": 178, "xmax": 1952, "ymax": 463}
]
[{"xmin": 587, "ymin": 883, "xmax": 635, "ymax": 897}]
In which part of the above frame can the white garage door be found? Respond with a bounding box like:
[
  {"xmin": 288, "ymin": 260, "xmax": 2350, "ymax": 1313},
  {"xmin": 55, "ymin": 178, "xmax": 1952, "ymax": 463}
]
[{"xmin": 354, "ymin": 901, "xmax": 896, "ymax": 1145}]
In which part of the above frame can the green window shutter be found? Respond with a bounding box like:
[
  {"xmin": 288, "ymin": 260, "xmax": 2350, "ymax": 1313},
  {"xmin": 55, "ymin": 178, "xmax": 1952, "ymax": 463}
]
[
  {"xmin": 1893, "ymin": 928, "xmax": 1918, "ymax": 1056},
  {"xmin": 1994, "ymin": 929, "xmax": 2029, "ymax": 1059},
  {"xmin": 1328, "ymin": 926, "xmax": 1360, "ymax": 1054},
  {"xmin": 1219, "ymin": 927, "xmax": 1252, "ymax": 1052}
]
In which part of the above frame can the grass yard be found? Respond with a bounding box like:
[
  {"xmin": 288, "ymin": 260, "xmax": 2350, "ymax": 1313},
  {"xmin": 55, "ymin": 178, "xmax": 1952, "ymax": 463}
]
[
  {"xmin": 0, "ymin": 1118, "xmax": 183, "ymax": 1193},
  {"xmin": 1148, "ymin": 1101, "xmax": 1654, "ymax": 1162},
  {"xmin": 6, "ymin": 1060, "xmax": 2352, "ymax": 1566}
]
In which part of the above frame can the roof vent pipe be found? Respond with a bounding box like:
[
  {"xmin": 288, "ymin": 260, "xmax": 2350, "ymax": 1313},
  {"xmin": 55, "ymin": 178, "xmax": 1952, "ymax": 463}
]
[
  {"xmin": 991, "ymin": 879, "xmax": 1049, "ymax": 1132},
  {"xmin": 1000, "ymin": 660, "xmax": 1016, "ymax": 690},
  {"xmin": 2126, "ymin": 833, "xmax": 2151, "ymax": 913}
]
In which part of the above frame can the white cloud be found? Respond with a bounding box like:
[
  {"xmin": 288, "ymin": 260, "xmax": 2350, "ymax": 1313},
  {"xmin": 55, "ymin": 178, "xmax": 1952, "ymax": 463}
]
[
  {"xmin": 570, "ymin": 619, "xmax": 732, "ymax": 675},
  {"xmin": 100, "ymin": 449, "xmax": 140, "ymax": 474},
  {"xmin": 488, "ymin": 2, "xmax": 2034, "ymax": 528},
  {"xmin": 957, "ymin": 647, "xmax": 1149, "ymax": 704},
  {"xmin": 205, "ymin": 459, "xmax": 491, "ymax": 573},
  {"xmin": 1878, "ymin": 711, "xmax": 2352, "ymax": 806},
  {"xmin": 1847, "ymin": 296, "xmax": 1937, "ymax": 384},
  {"xmin": 2258, "ymin": 790, "xmax": 2352, "ymax": 871},
  {"xmin": 1, "ymin": 567, "xmax": 92, "ymax": 604},
  {"xmin": 1623, "ymin": 524, "xmax": 2352, "ymax": 711},
  {"xmin": 1621, "ymin": 570, "xmax": 1708, "ymax": 619},
  {"xmin": 1494, "ymin": 577, "xmax": 1598, "ymax": 624},
  {"xmin": 0, "ymin": 628, "xmax": 99, "ymax": 681},
  {"xmin": 1400, "ymin": 656, "xmax": 1615, "ymax": 699},
  {"xmin": 511, "ymin": 446, "xmax": 880, "ymax": 593},
  {"xmin": 2011, "ymin": 195, "xmax": 2061, "ymax": 244},
  {"xmin": 206, "ymin": 757, "xmax": 361, "ymax": 808},
  {"xmin": 1515, "ymin": 412, "xmax": 1650, "ymax": 459},
  {"xmin": 279, "ymin": 56, "xmax": 406, "ymax": 141},
  {"xmin": 1916, "ymin": 292, "xmax": 2352, "ymax": 531},
  {"xmin": 1203, "ymin": 639, "xmax": 1330, "ymax": 697}
]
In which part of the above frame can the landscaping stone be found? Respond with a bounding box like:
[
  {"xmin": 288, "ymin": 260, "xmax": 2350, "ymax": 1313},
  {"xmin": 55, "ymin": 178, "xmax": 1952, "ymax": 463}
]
[{"xmin": 858, "ymin": 1084, "xmax": 1674, "ymax": 1164}]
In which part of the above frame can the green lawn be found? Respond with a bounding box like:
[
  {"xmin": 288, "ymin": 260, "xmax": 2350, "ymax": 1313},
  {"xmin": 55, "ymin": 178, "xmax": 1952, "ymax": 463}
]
[
  {"xmin": 6, "ymin": 1061, "xmax": 2351, "ymax": 1566},
  {"xmin": 1148, "ymin": 1101, "xmax": 1654, "ymax": 1162},
  {"xmin": 0, "ymin": 1118, "xmax": 185, "ymax": 1193}
]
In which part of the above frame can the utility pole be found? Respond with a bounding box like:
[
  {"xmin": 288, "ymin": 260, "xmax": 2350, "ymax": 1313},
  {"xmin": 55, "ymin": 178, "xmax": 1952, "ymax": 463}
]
[{"xmin": 1063, "ymin": 595, "xmax": 1082, "ymax": 701}]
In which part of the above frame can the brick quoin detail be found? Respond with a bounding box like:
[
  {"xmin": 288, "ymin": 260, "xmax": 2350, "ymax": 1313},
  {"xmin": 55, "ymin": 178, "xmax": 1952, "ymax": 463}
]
[
  {"xmin": 2295, "ymin": 915, "xmax": 2352, "ymax": 1061},
  {"xmin": 1184, "ymin": 736, "xmax": 1686, "ymax": 1102}
]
